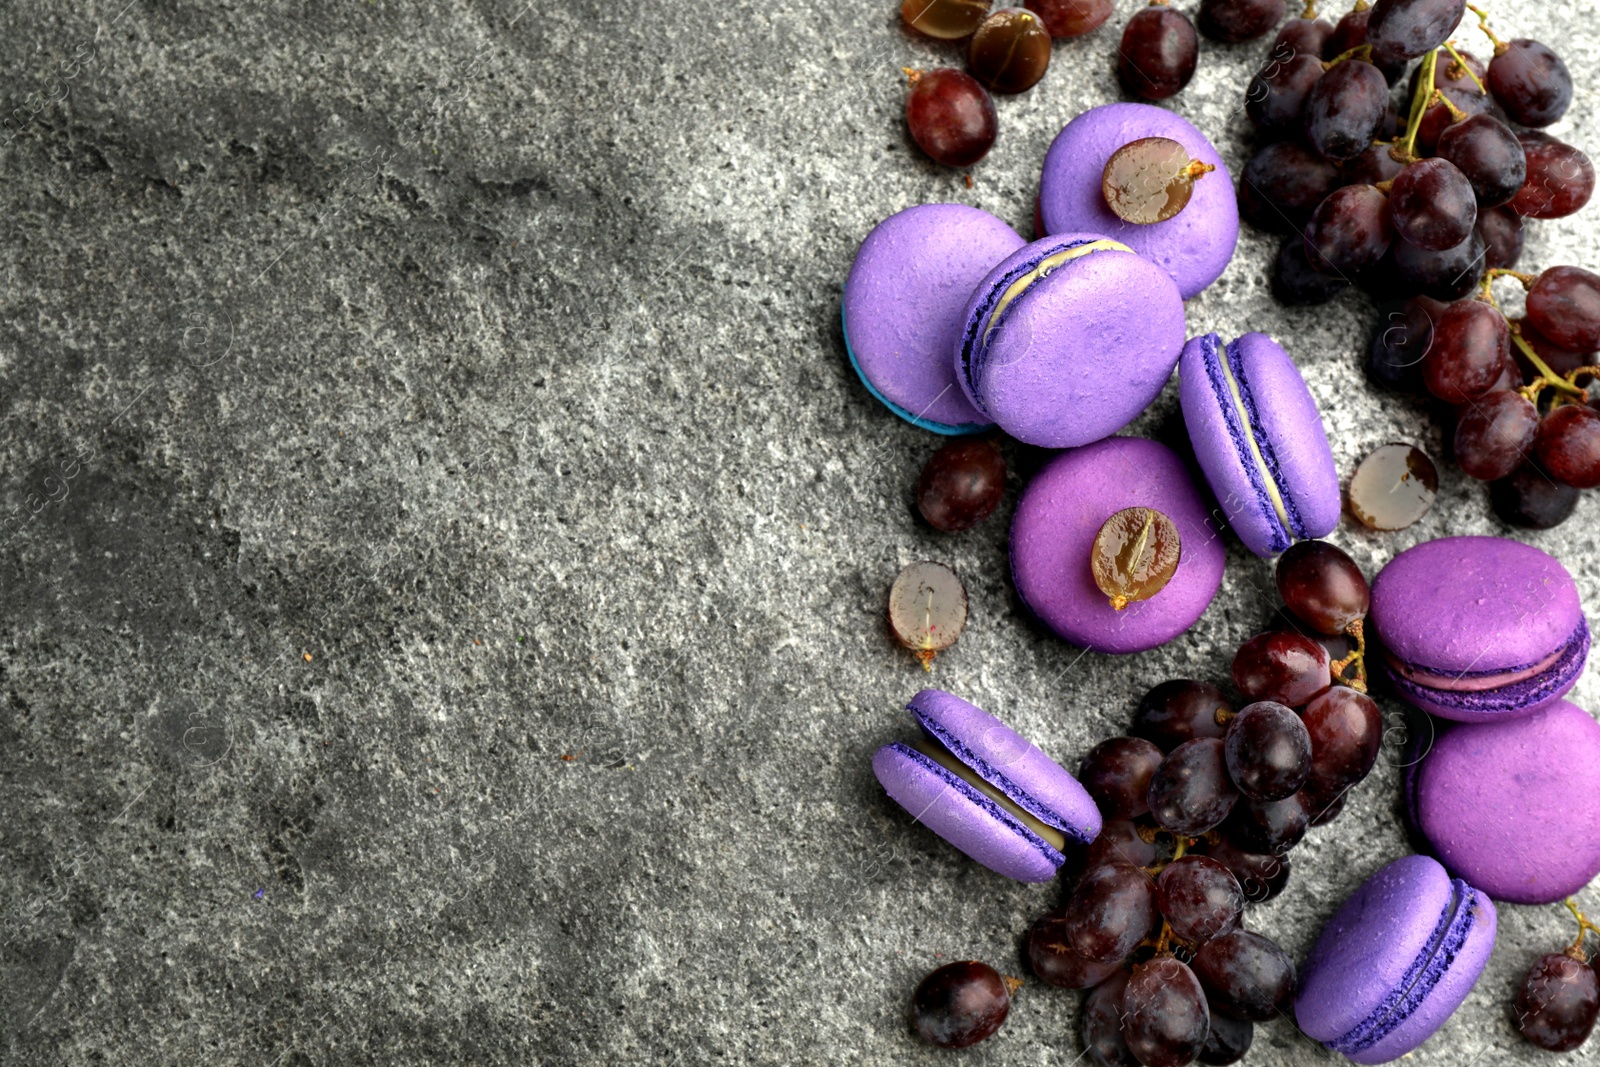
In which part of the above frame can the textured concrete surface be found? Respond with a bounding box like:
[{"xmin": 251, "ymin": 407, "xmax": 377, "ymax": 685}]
[{"xmin": 2, "ymin": 1, "xmax": 1599, "ymax": 1064}]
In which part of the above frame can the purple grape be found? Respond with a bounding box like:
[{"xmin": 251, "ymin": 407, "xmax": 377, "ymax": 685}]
[
  {"xmin": 1305, "ymin": 184, "xmax": 1393, "ymax": 273},
  {"xmin": 1436, "ymin": 114, "xmax": 1526, "ymax": 208},
  {"xmin": 1147, "ymin": 738, "xmax": 1239, "ymax": 835},
  {"xmin": 1192, "ymin": 929, "xmax": 1296, "ymax": 1022},
  {"xmin": 1240, "ymin": 141, "xmax": 1341, "ymax": 232},
  {"xmin": 1123, "ymin": 957, "xmax": 1210, "ymax": 1067},
  {"xmin": 1080, "ymin": 736, "xmax": 1166, "ymax": 820},
  {"xmin": 1365, "ymin": 0, "xmax": 1466, "ymax": 67},
  {"xmin": 1156, "ymin": 855, "xmax": 1244, "ymax": 943},
  {"xmin": 1304, "ymin": 59, "xmax": 1389, "ymax": 161},
  {"xmin": 1066, "ymin": 863, "xmax": 1159, "ymax": 963},
  {"xmin": 1389, "ymin": 158, "xmax": 1477, "ymax": 251},
  {"xmin": 1489, "ymin": 39, "xmax": 1573, "ymax": 128}
]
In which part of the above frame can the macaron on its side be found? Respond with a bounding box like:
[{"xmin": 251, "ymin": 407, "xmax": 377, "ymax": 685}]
[
  {"xmin": 842, "ymin": 204, "xmax": 1024, "ymax": 433},
  {"xmin": 1415, "ymin": 699, "xmax": 1600, "ymax": 904},
  {"xmin": 1230, "ymin": 332, "xmax": 1341, "ymax": 541},
  {"xmin": 955, "ymin": 233, "xmax": 1186, "ymax": 448},
  {"xmin": 1037, "ymin": 102, "xmax": 1238, "ymax": 300},
  {"xmin": 1384, "ymin": 620, "xmax": 1589, "ymax": 721},
  {"xmin": 1010, "ymin": 437, "xmax": 1226, "ymax": 654}
]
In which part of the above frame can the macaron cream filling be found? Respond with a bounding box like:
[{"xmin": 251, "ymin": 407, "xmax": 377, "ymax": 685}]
[
  {"xmin": 1384, "ymin": 618, "xmax": 1589, "ymax": 694},
  {"xmin": 902, "ymin": 738, "xmax": 1068, "ymax": 853},
  {"xmin": 1201, "ymin": 333, "xmax": 1302, "ymax": 545},
  {"xmin": 957, "ymin": 237, "xmax": 1131, "ymax": 410}
]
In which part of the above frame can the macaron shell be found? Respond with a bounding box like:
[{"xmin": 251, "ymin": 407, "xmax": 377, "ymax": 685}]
[
  {"xmin": 1231, "ymin": 332, "xmax": 1340, "ymax": 541},
  {"xmin": 1179, "ymin": 333, "xmax": 1284, "ymax": 557},
  {"xmin": 956, "ymin": 234, "xmax": 1186, "ymax": 448},
  {"xmin": 871, "ymin": 742, "xmax": 1064, "ymax": 882},
  {"xmin": 1415, "ymin": 699, "xmax": 1600, "ymax": 904},
  {"xmin": 907, "ymin": 688, "xmax": 1101, "ymax": 843},
  {"xmin": 842, "ymin": 204, "xmax": 1023, "ymax": 432},
  {"xmin": 1383, "ymin": 621, "xmax": 1588, "ymax": 722},
  {"xmin": 1010, "ymin": 437, "xmax": 1226, "ymax": 654},
  {"xmin": 1037, "ymin": 103, "xmax": 1238, "ymax": 299}
]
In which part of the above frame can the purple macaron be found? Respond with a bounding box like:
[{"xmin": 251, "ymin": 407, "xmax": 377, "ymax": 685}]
[
  {"xmin": 1411, "ymin": 699, "xmax": 1600, "ymax": 904},
  {"xmin": 1179, "ymin": 332, "xmax": 1340, "ymax": 558},
  {"xmin": 1371, "ymin": 536, "xmax": 1590, "ymax": 722},
  {"xmin": 1296, "ymin": 854, "xmax": 1497, "ymax": 1065},
  {"xmin": 1038, "ymin": 103, "xmax": 1238, "ymax": 300},
  {"xmin": 842, "ymin": 204, "xmax": 1025, "ymax": 434},
  {"xmin": 1010, "ymin": 437, "xmax": 1226, "ymax": 654},
  {"xmin": 954, "ymin": 232, "xmax": 1186, "ymax": 448},
  {"xmin": 872, "ymin": 689, "xmax": 1101, "ymax": 882}
]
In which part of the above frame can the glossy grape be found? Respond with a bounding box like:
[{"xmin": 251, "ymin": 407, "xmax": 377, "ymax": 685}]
[
  {"xmin": 1436, "ymin": 114, "xmax": 1526, "ymax": 208},
  {"xmin": 1526, "ymin": 266, "xmax": 1600, "ymax": 352},
  {"xmin": 1246, "ymin": 52, "xmax": 1323, "ymax": 137},
  {"xmin": 1304, "ymin": 786, "xmax": 1345, "ymax": 825},
  {"xmin": 1123, "ymin": 957, "xmax": 1210, "ymax": 1067},
  {"xmin": 1422, "ymin": 298, "xmax": 1509, "ymax": 404},
  {"xmin": 1082, "ymin": 971, "xmax": 1137, "ymax": 1067},
  {"xmin": 1156, "ymin": 855, "xmax": 1244, "ymax": 943},
  {"xmin": 1224, "ymin": 701, "xmax": 1312, "ymax": 801},
  {"xmin": 969, "ymin": 8, "xmax": 1053, "ymax": 93},
  {"xmin": 1301, "ymin": 685, "xmax": 1382, "ymax": 796},
  {"xmin": 1148, "ymin": 737, "xmax": 1239, "ymax": 835},
  {"xmin": 1192, "ymin": 929, "xmax": 1296, "ymax": 1022},
  {"xmin": 1389, "ymin": 158, "xmax": 1477, "ymax": 251},
  {"xmin": 1066, "ymin": 863, "xmax": 1160, "ymax": 963},
  {"xmin": 1305, "ymin": 184, "xmax": 1393, "ymax": 274},
  {"xmin": 911, "ymin": 960, "xmax": 1013, "ymax": 1048},
  {"xmin": 1274, "ymin": 236, "xmax": 1350, "ymax": 305},
  {"xmin": 1203, "ymin": 836, "xmax": 1290, "ymax": 902},
  {"xmin": 1239, "ymin": 141, "xmax": 1341, "ymax": 232},
  {"xmin": 1394, "ymin": 229, "xmax": 1486, "ymax": 301},
  {"xmin": 1085, "ymin": 817, "xmax": 1166, "ymax": 872},
  {"xmin": 1342, "ymin": 142, "xmax": 1405, "ymax": 187},
  {"xmin": 1081, "ymin": 736, "xmax": 1166, "ymax": 820},
  {"xmin": 917, "ymin": 437, "xmax": 1005, "ymax": 532},
  {"xmin": 1455, "ymin": 389, "xmax": 1539, "ymax": 481},
  {"xmin": 1511, "ymin": 132, "xmax": 1595, "ymax": 220},
  {"xmin": 1304, "ymin": 59, "xmax": 1389, "ymax": 161},
  {"xmin": 1491, "ymin": 463, "xmax": 1580, "ymax": 530},
  {"xmin": 1367, "ymin": 296, "xmax": 1441, "ymax": 391},
  {"xmin": 902, "ymin": 0, "xmax": 991, "ymax": 40},
  {"xmin": 1119, "ymin": 5, "xmax": 1199, "ymax": 100},
  {"xmin": 1276, "ymin": 540, "xmax": 1370, "ymax": 636},
  {"xmin": 1029, "ymin": 910, "xmax": 1127, "ymax": 989},
  {"xmin": 906, "ymin": 69, "xmax": 998, "ymax": 168},
  {"xmin": 1133, "ymin": 679, "xmax": 1232, "ymax": 752},
  {"xmin": 1199, "ymin": 0, "xmax": 1285, "ymax": 43},
  {"xmin": 1224, "ymin": 793, "xmax": 1310, "ymax": 854},
  {"xmin": 1025, "ymin": 0, "xmax": 1114, "ymax": 37},
  {"xmin": 1489, "ymin": 39, "xmax": 1573, "ymax": 128},
  {"xmin": 1349, "ymin": 443, "xmax": 1439, "ymax": 530},
  {"xmin": 1201, "ymin": 1014, "xmax": 1253, "ymax": 1065},
  {"xmin": 1365, "ymin": 0, "xmax": 1465, "ymax": 66},
  {"xmin": 1233, "ymin": 632, "xmax": 1331, "ymax": 707},
  {"xmin": 1274, "ymin": 15, "xmax": 1333, "ymax": 58},
  {"xmin": 1477, "ymin": 205, "xmax": 1525, "ymax": 270},
  {"xmin": 1534, "ymin": 404, "xmax": 1600, "ymax": 489},
  {"xmin": 1515, "ymin": 952, "xmax": 1599, "ymax": 1052},
  {"xmin": 1325, "ymin": 5, "xmax": 1406, "ymax": 82},
  {"xmin": 1410, "ymin": 49, "xmax": 1490, "ymax": 153}
]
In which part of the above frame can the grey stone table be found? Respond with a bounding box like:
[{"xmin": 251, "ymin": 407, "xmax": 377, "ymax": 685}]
[{"xmin": 2, "ymin": 1, "xmax": 1598, "ymax": 1064}]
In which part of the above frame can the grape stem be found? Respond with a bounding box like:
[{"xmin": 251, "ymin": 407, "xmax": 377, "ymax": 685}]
[
  {"xmin": 1464, "ymin": 3, "xmax": 1508, "ymax": 55},
  {"xmin": 1330, "ymin": 618, "xmax": 1368, "ymax": 693},
  {"xmin": 1433, "ymin": 90, "xmax": 1469, "ymax": 123},
  {"xmin": 1299, "ymin": 0, "xmax": 1317, "ymax": 17},
  {"xmin": 1393, "ymin": 48, "xmax": 1441, "ymax": 162},
  {"xmin": 1563, "ymin": 898, "xmax": 1600, "ymax": 961},
  {"xmin": 1440, "ymin": 41, "xmax": 1488, "ymax": 95},
  {"xmin": 1322, "ymin": 43, "xmax": 1373, "ymax": 70},
  {"xmin": 1509, "ymin": 324, "xmax": 1589, "ymax": 399}
]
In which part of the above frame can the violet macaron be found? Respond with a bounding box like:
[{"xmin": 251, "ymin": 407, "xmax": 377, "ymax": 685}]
[
  {"xmin": 842, "ymin": 204, "xmax": 1025, "ymax": 434},
  {"xmin": 872, "ymin": 689, "xmax": 1101, "ymax": 882},
  {"xmin": 954, "ymin": 232, "xmax": 1186, "ymax": 448},
  {"xmin": 1179, "ymin": 332, "xmax": 1340, "ymax": 558},
  {"xmin": 1011, "ymin": 437, "xmax": 1226, "ymax": 654},
  {"xmin": 1371, "ymin": 536, "xmax": 1590, "ymax": 722},
  {"xmin": 1038, "ymin": 103, "xmax": 1238, "ymax": 300},
  {"xmin": 1411, "ymin": 700, "xmax": 1600, "ymax": 904},
  {"xmin": 1296, "ymin": 854, "xmax": 1497, "ymax": 1065}
]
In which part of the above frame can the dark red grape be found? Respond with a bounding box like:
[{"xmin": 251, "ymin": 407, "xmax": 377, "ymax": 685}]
[
  {"xmin": 917, "ymin": 438, "xmax": 1005, "ymax": 531},
  {"xmin": 1134, "ymin": 679, "xmax": 1232, "ymax": 753},
  {"xmin": 1082, "ymin": 971, "xmax": 1138, "ymax": 1067},
  {"xmin": 1224, "ymin": 701, "xmax": 1312, "ymax": 801},
  {"xmin": 1224, "ymin": 793, "xmax": 1310, "ymax": 854},
  {"xmin": 1066, "ymin": 864, "xmax": 1160, "ymax": 963},
  {"xmin": 1123, "ymin": 957, "xmax": 1210, "ymax": 1067},
  {"xmin": 1081, "ymin": 737, "xmax": 1166, "ymax": 820},
  {"xmin": 1232, "ymin": 632, "xmax": 1331, "ymax": 706},
  {"xmin": 1274, "ymin": 236, "xmax": 1350, "ymax": 305},
  {"xmin": 906, "ymin": 69, "xmax": 997, "ymax": 167},
  {"xmin": 1365, "ymin": 0, "xmax": 1465, "ymax": 66},
  {"xmin": 1389, "ymin": 158, "xmax": 1477, "ymax": 251},
  {"xmin": 1342, "ymin": 142, "xmax": 1405, "ymax": 187},
  {"xmin": 1534, "ymin": 404, "xmax": 1600, "ymax": 489},
  {"xmin": 1436, "ymin": 114, "xmax": 1526, "ymax": 208},
  {"xmin": 1156, "ymin": 855, "xmax": 1243, "ymax": 943},
  {"xmin": 969, "ymin": 8, "xmax": 1053, "ymax": 93},
  {"xmin": 1274, "ymin": 15, "xmax": 1333, "ymax": 58},
  {"xmin": 1304, "ymin": 786, "xmax": 1345, "ymax": 825},
  {"xmin": 1305, "ymin": 184, "xmax": 1393, "ymax": 274},
  {"xmin": 1324, "ymin": 5, "xmax": 1406, "ymax": 81},
  {"xmin": 1025, "ymin": 0, "xmax": 1114, "ymax": 37},
  {"xmin": 1147, "ymin": 738, "xmax": 1239, "ymax": 835},
  {"xmin": 1367, "ymin": 296, "xmax": 1442, "ymax": 391},
  {"xmin": 1119, "ymin": 4, "xmax": 1199, "ymax": 100},
  {"xmin": 1199, "ymin": 0, "xmax": 1285, "ymax": 43},
  {"xmin": 1304, "ymin": 59, "xmax": 1389, "ymax": 161},
  {"xmin": 1477, "ymin": 205, "xmax": 1525, "ymax": 270},
  {"xmin": 1085, "ymin": 817, "xmax": 1166, "ymax": 871},
  {"xmin": 1240, "ymin": 141, "xmax": 1342, "ymax": 232},
  {"xmin": 1409, "ymin": 49, "xmax": 1490, "ymax": 153},
  {"xmin": 1246, "ymin": 52, "xmax": 1323, "ymax": 137},
  {"xmin": 911, "ymin": 960, "xmax": 1013, "ymax": 1048},
  {"xmin": 1201, "ymin": 837, "xmax": 1290, "ymax": 902},
  {"xmin": 1489, "ymin": 39, "xmax": 1573, "ymax": 128},
  {"xmin": 1422, "ymin": 298, "xmax": 1509, "ymax": 403},
  {"xmin": 902, "ymin": 0, "xmax": 991, "ymax": 39},
  {"xmin": 1029, "ymin": 911, "xmax": 1127, "ymax": 989},
  {"xmin": 1515, "ymin": 952, "xmax": 1599, "ymax": 1052},
  {"xmin": 1510, "ymin": 132, "xmax": 1595, "ymax": 220},
  {"xmin": 1393, "ymin": 228, "xmax": 1486, "ymax": 301},
  {"xmin": 1301, "ymin": 686, "xmax": 1382, "ymax": 795},
  {"xmin": 1192, "ymin": 929, "xmax": 1296, "ymax": 1022},
  {"xmin": 1201, "ymin": 1014, "xmax": 1253, "ymax": 1065},
  {"xmin": 1455, "ymin": 389, "xmax": 1539, "ymax": 481},
  {"xmin": 1527, "ymin": 266, "xmax": 1600, "ymax": 352},
  {"xmin": 1491, "ymin": 463, "xmax": 1580, "ymax": 530},
  {"xmin": 1276, "ymin": 540, "xmax": 1370, "ymax": 636}
]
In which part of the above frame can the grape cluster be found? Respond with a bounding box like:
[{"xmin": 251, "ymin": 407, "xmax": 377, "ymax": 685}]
[{"xmin": 1119, "ymin": 0, "xmax": 1303, "ymax": 103}]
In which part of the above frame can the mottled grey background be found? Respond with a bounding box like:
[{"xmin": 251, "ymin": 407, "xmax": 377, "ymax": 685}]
[{"xmin": 2, "ymin": 1, "xmax": 1598, "ymax": 1064}]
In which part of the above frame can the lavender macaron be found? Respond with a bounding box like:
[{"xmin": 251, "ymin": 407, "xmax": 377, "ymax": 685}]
[
  {"xmin": 1296, "ymin": 854, "xmax": 1497, "ymax": 1065},
  {"xmin": 842, "ymin": 204, "xmax": 1025, "ymax": 434},
  {"xmin": 872, "ymin": 689, "xmax": 1101, "ymax": 882},
  {"xmin": 1371, "ymin": 536, "xmax": 1590, "ymax": 722},
  {"xmin": 1011, "ymin": 437, "xmax": 1226, "ymax": 654},
  {"xmin": 954, "ymin": 232, "xmax": 1186, "ymax": 448},
  {"xmin": 1038, "ymin": 103, "xmax": 1238, "ymax": 300},
  {"xmin": 1411, "ymin": 700, "xmax": 1600, "ymax": 904},
  {"xmin": 1179, "ymin": 332, "xmax": 1340, "ymax": 558}
]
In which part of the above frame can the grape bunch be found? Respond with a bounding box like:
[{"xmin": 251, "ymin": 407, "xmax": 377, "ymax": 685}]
[
  {"xmin": 1237, "ymin": 0, "xmax": 1589, "ymax": 308},
  {"xmin": 1368, "ymin": 265, "xmax": 1600, "ymax": 530}
]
